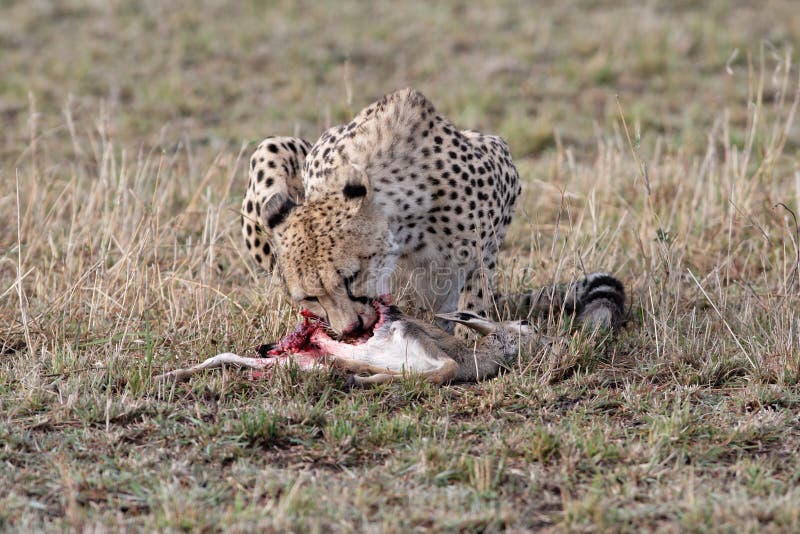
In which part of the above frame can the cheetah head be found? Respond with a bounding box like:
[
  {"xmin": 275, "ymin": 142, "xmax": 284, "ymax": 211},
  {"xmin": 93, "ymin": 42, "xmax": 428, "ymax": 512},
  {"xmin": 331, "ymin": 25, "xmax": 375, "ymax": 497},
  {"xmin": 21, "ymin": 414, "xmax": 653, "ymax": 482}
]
[{"xmin": 263, "ymin": 170, "xmax": 399, "ymax": 336}]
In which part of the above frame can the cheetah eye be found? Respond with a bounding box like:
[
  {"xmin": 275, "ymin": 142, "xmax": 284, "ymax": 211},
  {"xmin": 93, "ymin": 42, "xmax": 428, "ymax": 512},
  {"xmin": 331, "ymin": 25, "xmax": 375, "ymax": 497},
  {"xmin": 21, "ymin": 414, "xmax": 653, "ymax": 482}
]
[{"xmin": 303, "ymin": 296, "xmax": 319, "ymax": 303}]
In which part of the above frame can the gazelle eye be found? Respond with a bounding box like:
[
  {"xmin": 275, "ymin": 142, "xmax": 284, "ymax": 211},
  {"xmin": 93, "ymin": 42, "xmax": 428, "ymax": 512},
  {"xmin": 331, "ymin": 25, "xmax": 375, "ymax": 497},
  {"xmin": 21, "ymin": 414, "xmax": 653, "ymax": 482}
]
[{"xmin": 304, "ymin": 296, "xmax": 319, "ymax": 303}]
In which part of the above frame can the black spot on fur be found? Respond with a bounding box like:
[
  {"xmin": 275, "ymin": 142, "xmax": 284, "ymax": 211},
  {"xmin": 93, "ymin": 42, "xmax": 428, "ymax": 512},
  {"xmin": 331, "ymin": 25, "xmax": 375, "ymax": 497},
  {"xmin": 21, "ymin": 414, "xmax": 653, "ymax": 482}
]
[
  {"xmin": 343, "ymin": 183, "xmax": 368, "ymax": 199},
  {"xmin": 267, "ymin": 198, "xmax": 296, "ymax": 228},
  {"xmin": 383, "ymin": 305, "xmax": 403, "ymax": 322}
]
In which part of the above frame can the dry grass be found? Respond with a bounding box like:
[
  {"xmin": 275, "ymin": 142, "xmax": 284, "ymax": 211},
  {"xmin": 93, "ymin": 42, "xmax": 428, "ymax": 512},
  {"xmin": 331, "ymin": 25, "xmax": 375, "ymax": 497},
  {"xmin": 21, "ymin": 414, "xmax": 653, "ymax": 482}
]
[{"xmin": 2, "ymin": 1, "xmax": 800, "ymax": 531}]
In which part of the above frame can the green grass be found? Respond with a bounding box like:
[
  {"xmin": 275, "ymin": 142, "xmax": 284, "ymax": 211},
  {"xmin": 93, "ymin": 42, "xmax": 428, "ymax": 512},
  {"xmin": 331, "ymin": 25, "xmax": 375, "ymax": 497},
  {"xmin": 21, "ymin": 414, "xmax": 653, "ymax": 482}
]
[{"xmin": 2, "ymin": 0, "xmax": 800, "ymax": 531}]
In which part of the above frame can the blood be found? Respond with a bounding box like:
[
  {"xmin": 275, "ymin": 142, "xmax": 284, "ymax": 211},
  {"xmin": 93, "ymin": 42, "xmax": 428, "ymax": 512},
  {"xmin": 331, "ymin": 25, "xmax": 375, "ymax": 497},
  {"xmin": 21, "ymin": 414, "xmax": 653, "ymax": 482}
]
[
  {"xmin": 262, "ymin": 294, "xmax": 394, "ymax": 358},
  {"xmin": 267, "ymin": 309, "xmax": 325, "ymax": 357}
]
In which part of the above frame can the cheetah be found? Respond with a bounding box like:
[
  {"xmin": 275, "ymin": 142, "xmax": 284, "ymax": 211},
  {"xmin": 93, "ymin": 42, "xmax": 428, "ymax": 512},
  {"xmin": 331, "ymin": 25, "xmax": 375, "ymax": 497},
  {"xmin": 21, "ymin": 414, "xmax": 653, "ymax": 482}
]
[{"xmin": 241, "ymin": 89, "xmax": 624, "ymax": 337}]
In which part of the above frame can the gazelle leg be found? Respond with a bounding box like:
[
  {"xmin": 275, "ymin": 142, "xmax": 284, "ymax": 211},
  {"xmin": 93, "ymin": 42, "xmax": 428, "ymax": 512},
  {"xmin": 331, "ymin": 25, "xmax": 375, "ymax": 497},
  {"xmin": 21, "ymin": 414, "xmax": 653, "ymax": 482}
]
[
  {"xmin": 348, "ymin": 373, "xmax": 401, "ymax": 386},
  {"xmin": 326, "ymin": 355, "xmax": 392, "ymax": 376},
  {"xmin": 155, "ymin": 352, "xmax": 278, "ymax": 382},
  {"xmin": 348, "ymin": 366, "xmax": 455, "ymax": 386},
  {"xmin": 329, "ymin": 345, "xmax": 460, "ymax": 386}
]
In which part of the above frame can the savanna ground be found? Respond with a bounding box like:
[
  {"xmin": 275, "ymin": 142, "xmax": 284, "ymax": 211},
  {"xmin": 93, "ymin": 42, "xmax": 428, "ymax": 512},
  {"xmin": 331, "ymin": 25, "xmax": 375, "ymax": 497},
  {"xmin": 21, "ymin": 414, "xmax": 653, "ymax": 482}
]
[{"xmin": 2, "ymin": 1, "xmax": 800, "ymax": 531}]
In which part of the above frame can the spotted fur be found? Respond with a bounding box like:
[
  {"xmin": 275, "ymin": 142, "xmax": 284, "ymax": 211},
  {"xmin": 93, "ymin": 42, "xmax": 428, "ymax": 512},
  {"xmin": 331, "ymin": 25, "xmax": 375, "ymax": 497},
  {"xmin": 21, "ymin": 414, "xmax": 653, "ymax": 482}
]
[{"xmin": 241, "ymin": 136, "xmax": 311, "ymax": 271}]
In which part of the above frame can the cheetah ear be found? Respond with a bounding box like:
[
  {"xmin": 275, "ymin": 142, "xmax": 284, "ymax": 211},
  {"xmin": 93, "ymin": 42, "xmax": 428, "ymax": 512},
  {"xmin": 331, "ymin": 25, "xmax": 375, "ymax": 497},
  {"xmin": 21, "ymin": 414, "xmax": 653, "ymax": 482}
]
[
  {"xmin": 262, "ymin": 192, "xmax": 298, "ymax": 232},
  {"xmin": 342, "ymin": 164, "xmax": 373, "ymax": 206}
]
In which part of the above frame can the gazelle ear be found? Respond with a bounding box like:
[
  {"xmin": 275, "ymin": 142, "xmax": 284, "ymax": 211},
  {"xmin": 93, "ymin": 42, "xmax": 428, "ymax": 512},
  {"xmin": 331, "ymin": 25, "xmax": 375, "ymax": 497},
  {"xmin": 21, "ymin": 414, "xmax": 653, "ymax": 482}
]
[
  {"xmin": 435, "ymin": 311, "xmax": 497, "ymax": 336},
  {"xmin": 502, "ymin": 319, "xmax": 535, "ymax": 337},
  {"xmin": 342, "ymin": 163, "xmax": 372, "ymax": 206}
]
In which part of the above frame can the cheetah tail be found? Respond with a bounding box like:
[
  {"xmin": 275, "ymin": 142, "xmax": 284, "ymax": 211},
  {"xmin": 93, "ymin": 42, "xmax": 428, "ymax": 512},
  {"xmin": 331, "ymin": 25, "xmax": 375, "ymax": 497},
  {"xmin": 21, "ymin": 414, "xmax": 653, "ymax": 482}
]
[{"xmin": 493, "ymin": 272, "xmax": 626, "ymax": 330}]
